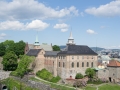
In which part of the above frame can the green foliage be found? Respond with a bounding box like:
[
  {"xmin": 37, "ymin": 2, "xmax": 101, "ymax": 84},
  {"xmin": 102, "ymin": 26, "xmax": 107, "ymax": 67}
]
[
  {"xmin": 36, "ymin": 69, "xmax": 61, "ymax": 83},
  {"xmin": 0, "ymin": 42, "xmax": 6, "ymax": 56},
  {"xmin": 2, "ymin": 51, "xmax": 18, "ymax": 71},
  {"xmin": 14, "ymin": 40, "xmax": 26, "ymax": 57},
  {"xmin": 50, "ymin": 76, "xmax": 61, "ymax": 83},
  {"xmin": 3, "ymin": 40, "xmax": 15, "ymax": 52},
  {"xmin": 87, "ymin": 79, "xmax": 103, "ymax": 85},
  {"xmin": 36, "ymin": 69, "xmax": 53, "ymax": 81},
  {"xmin": 10, "ymin": 55, "xmax": 35, "ymax": 78},
  {"xmin": 85, "ymin": 68, "xmax": 95, "ymax": 78},
  {"xmin": 75, "ymin": 73, "xmax": 83, "ymax": 79},
  {"xmin": 0, "ymin": 40, "xmax": 25, "ymax": 57},
  {"xmin": 1, "ymin": 78, "xmax": 38, "ymax": 90},
  {"xmin": 52, "ymin": 45, "xmax": 60, "ymax": 51}
]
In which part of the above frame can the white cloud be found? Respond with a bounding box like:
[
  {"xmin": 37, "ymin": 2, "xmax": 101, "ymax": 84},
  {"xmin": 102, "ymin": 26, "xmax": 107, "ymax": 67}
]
[
  {"xmin": 86, "ymin": 29, "xmax": 97, "ymax": 34},
  {"xmin": 0, "ymin": 33, "xmax": 7, "ymax": 39},
  {"xmin": 53, "ymin": 23, "xmax": 69, "ymax": 32},
  {"xmin": 61, "ymin": 29, "xmax": 68, "ymax": 32},
  {"xmin": 85, "ymin": 0, "xmax": 120, "ymax": 17},
  {"xmin": 0, "ymin": 0, "xmax": 79, "ymax": 20},
  {"xmin": 26, "ymin": 20, "xmax": 49, "ymax": 30},
  {"xmin": 0, "ymin": 20, "xmax": 49, "ymax": 31},
  {"xmin": 0, "ymin": 21, "xmax": 24, "ymax": 30}
]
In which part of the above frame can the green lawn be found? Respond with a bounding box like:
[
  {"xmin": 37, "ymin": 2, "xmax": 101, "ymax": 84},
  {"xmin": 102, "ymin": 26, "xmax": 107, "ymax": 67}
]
[
  {"xmin": 99, "ymin": 84, "xmax": 120, "ymax": 90},
  {"xmin": 84, "ymin": 86, "xmax": 96, "ymax": 90}
]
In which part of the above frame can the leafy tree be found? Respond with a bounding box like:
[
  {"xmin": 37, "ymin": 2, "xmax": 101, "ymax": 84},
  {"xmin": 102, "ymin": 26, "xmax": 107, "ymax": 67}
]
[
  {"xmin": 85, "ymin": 68, "xmax": 95, "ymax": 79},
  {"xmin": 10, "ymin": 55, "xmax": 35, "ymax": 78},
  {"xmin": 0, "ymin": 42, "xmax": 6, "ymax": 56},
  {"xmin": 75, "ymin": 73, "xmax": 83, "ymax": 79},
  {"xmin": 14, "ymin": 40, "xmax": 26, "ymax": 57},
  {"xmin": 2, "ymin": 51, "xmax": 18, "ymax": 71},
  {"xmin": 52, "ymin": 45, "xmax": 60, "ymax": 51},
  {"xmin": 3, "ymin": 40, "xmax": 15, "ymax": 52}
]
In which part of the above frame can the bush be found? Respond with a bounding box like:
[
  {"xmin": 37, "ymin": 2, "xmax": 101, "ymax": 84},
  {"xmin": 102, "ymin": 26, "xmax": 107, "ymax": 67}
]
[
  {"xmin": 50, "ymin": 76, "xmax": 61, "ymax": 83},
  {"xmin": 36, "ymin": 69, "xmax": 61, "ymax": 83},
  {"xmin": 75, "ymin": 73, "xmax": 83, "ymax": 79},
  {"xmin": 36, "ymin": 69, "xmax": 53, "ymax": 81}
]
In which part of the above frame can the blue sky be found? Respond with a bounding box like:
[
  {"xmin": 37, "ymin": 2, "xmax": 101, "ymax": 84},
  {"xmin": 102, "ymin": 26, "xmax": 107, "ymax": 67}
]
[{"xmin": 0, "ymin": 0, "xmax": 120, "ymax": 49}]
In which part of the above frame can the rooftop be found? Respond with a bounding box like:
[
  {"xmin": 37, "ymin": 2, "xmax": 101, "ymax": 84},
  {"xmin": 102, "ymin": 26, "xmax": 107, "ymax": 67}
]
[
  {"xmin": 58, "ymin": 45, "xmax": 97, "ymax": 55},
  {"xmin": 107, "ymin": 60, "xmax": 120, "ymax": 67},
  {"xmin": 27, "ymin": 49, "xmax": 41, "ymax": 56}
]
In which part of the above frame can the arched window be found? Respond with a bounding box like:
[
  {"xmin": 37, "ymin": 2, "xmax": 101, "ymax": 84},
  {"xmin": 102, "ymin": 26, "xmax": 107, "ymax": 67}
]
[
  {"xmin": 59, "ymin": 62, "xmax": 60, "ymax": 67},
  {"xmin": 77, "ymin": 62, "xmax": 79, "ymax": 67},
  {"xmin": 91, "ymin": 62, "xmax": 93, "ymax": 67},
  {"xmin": 87, "ymin": 62, "xmax": 89, "ymax": 67},
  {"xmin": 82, "ymin": 62, "xmax": 84, "ymax": 67},
  {"xmin": 71, "ymin": 62, "xmax": 74, "ymax": 68}
]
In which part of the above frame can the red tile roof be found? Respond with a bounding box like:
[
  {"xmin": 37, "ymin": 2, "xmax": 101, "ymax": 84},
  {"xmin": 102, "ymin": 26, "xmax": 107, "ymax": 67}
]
[{"xmin": 107, "ymin": 60, "xmax": 120, "ymax": 67}]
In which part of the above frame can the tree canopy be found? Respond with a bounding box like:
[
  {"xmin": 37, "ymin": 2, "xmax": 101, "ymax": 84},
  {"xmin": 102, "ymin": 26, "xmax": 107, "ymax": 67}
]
[
  {"xmin": 52, "ymin": 45, "xmax": 60, "ymax": 51},
  {"xmin": 85, "ymin": 68, "xmax": 95, "ymax": 78},
  {"xmin": 0, "ymin": 40, "xmax": 26, "ymax": 57},
  {"xmin": 10, "ymin": 55, "xmax": 35, "ymax": 78},
  {"xmin": 0, "ymin": 42, "xmax": 6, "ymax": 56},
  {"xmin": 2, "ymin": 51, "xmax": 18, "ymax": 71},
  {"xmin": 75, "ymin": 73, "xmax": 83, "ymax": 79}
]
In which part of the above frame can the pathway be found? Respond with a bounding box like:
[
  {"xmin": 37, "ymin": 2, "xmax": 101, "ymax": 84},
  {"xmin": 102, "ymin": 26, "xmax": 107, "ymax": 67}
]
[{"xmin": 35, "ymin": 76, "xmax": 82, "ymax": 90}]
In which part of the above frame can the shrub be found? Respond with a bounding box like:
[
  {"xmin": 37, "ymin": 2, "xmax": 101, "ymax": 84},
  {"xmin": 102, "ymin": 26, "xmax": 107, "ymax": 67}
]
[
  {"xmin": 36, "ymin": 69, "xmax": 61, "ymax": 83},
  {"xmin": 75, "ymin": 73, "xmax": 83, "ymax": 79},
  {"xmin": 36, "ymin": 69, "xmax": 53, "ymax": 81},
  {"xmin": 50, "ymin": 76, "xmax": 61, "ymax": 83}
]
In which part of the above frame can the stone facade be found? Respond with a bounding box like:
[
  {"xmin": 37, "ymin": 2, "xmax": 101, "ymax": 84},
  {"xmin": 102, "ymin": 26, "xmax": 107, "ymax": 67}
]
[
  {"xmin": 55, "ymin": 55, "xmax": 97, "ymax": 79},
  {"xmin": 27, "ymin": 32, "xmax": 98, "ymax": 79},
  {"xmin": 107, "ymin": 67, "xmax": 120, "ymax": 83}
]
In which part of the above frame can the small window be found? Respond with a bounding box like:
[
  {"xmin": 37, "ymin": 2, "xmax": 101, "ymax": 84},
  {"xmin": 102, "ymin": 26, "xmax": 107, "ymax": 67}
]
[
  {"xmin": 63, "ymin": 62, "xmax": 65, "ymax": 67},
  {"xmin": 82, "ymin": 62, "xmax": 84, "ymax": 67},
  {"xmin": 77, "ymin": 56, "xmax": 79, "ymax": 59},
  {"xmin": 92, "ymin": 56, "xmax": 93, "ymax": 59},
  {"xmin": 87, "ymin": 62, "xmax": 89, "ymax": 67},
  {"xmin": 72, "ymin": 56, "xmax": 74, "ymax": 59},
  {"xmin": 59, "ymin": 56, "xmax": 60, "ymax": 59},
  {"xmin": 87, "ymin": 56, "xmax": 89, "ymax": 59},
  {"xmin": 82, "ymin": 56, "xmax": 84, "ymax": 59},
  {"xmin": 91, "ymin": 62, "xmax": 93, "ymax": 67},
  {"xmin": 71, "ymin": 62, "xmax": 74, "ymax": 68},
  {"xmin": 59, "ymin": 62, "xmax": 60, "ymax": 67},
  {"xmin": 77, "ymin": 62, "xmax": 79, "ymax": 67}
]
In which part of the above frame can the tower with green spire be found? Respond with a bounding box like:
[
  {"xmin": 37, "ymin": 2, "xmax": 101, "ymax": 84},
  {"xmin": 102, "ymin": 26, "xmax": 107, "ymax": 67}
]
[{"xmin": 34, "ymin": 35, "xmax": 40, "ymax": 49}]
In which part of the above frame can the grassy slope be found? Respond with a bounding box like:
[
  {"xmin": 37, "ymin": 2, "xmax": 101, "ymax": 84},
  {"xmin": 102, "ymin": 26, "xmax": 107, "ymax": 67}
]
[
  {"xmin": 99, "ymin": 84, "xmax": 120, "ymax": 90},
  {"xmin": 1, "ymin": 78, "xmax": 38, "ymax": 90}
]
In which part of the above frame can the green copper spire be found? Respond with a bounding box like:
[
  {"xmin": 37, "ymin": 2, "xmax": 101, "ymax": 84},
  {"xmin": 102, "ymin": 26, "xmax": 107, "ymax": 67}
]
[{"xmin": 34, "ymin": 35, "xmax": 40, "ymax": 46}]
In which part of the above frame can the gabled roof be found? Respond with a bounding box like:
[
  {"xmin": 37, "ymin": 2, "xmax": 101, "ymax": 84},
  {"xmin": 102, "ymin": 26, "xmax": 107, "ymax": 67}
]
[
  {"xmin": 58, "ymin": 45, "xmax": 97, "ymax": 55},
  {"xmin": 107, "ymin": 60, "xmax": 120, "ymax": 67},
  {"xmin": 40, "ymin": 44, "xmax": 53, "ymax": 51},
  {"xmin": 45, "ymin": 51, "xmax": 60, "ymax": 56},
  {"xmin": 26, "ymin": 49, "xmax": 41, "ymax": 56}
]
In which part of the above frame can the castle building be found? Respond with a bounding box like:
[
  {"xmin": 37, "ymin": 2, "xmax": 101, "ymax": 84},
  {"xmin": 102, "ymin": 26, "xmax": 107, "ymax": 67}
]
[{"xmin": 26, "ymin": 32, "xmax": 98, "ymax": 79}]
